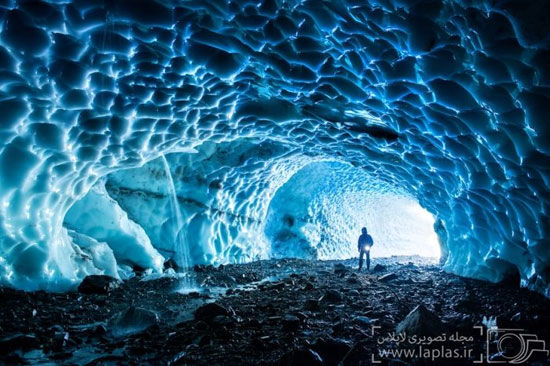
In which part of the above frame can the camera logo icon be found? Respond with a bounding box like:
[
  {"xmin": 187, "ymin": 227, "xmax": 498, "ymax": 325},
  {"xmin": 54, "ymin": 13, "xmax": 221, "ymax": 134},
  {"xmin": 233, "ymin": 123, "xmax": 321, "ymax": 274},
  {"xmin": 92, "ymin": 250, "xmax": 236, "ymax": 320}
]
[{"xmin": 486, "ymin": 328, "xmax": 549, "ymax": 363}]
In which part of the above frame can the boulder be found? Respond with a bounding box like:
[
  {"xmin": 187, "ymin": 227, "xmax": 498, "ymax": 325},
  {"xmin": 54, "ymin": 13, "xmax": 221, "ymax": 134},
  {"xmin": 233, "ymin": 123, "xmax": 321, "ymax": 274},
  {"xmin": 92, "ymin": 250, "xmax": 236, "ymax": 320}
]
[
  {"xmin": 334, "ymin": 263, "xmax": 348, "ymax": 275},
  {"xmin": 372, "ymin": 264, "xmax": 387, "ymax": 272},
  {"xmin": 341, "ymin": 340, "xmax": 369, "ymax": 366},
  {"xmin": 348, "ymin": 289, "xmax": 360, "ymax": 296},
  {"xmin": 132, "ymin": 264, "xmax": 146, "ymax": 276},
  {"xmin": 378, "ymin": 273, "xmax": 397, "ymax": 282},
  {"xmin": 194, "ymin": 303, "xmax": 230, "ymax": 321},
  {"xmin": 323, "ymin": 289, "xmax": 343, "ymax": 303},
  {"xmin": 312, "ymin": 337, "xmax": 351, "ymax": 366},
  {"xmin": 163, "ymin": 257, "xmax": 179, "ymax": 271},
  {"xmin": 354, "ymin": 316, "xmax": 375, "ymax": 327},
  {"xmin": 48, "ymin": 325, "xmax": 70, "ymax": 351},
  {"xmin": 109, "ymin": 306, "xmax": 159, "ymax": 337},
  {"xmin": 94, "ymin": 324, "xmax": 107, "ymax": 336},
  {"xmin": 396, "ymin": 304, "xmax": 443, "ymax": 336},
  {"xmin": 304, "ymin": 299, "xmax": 320, "ymax": 311},
  {"xmin": 78, "ymin": 275, "xmax": 121, "ymax": 294},
  {"xmin": 389, "ymin": 359, "xmax": 409, "ymax": 365},
  {"xmin": 278, "ymin": 349, "xmax": 323, "ymax": 366},
  {"xmin": 282, "ymin": 314, "xmax": 300, "ymax": 332},
  {"xmin": 210, "ymin": 315, "xmax": 235, "ymax": 327},
  {"xmin": 0, "ymin": 334, "xmax": 39, "ymax": 352},
  {"xmin": 510, "ymin": 312, "xmax": 522, "ymax": 322}
]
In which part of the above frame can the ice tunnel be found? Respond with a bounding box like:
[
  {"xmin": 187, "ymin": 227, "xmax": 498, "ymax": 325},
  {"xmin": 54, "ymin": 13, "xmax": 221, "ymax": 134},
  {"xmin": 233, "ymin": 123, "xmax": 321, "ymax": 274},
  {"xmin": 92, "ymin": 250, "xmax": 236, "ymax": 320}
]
[
  {"xmin": 0, "ymin": 0, "xmax": 549, "ymax": 298},
  {"xmin": 264, "ymin": 161, "xmax": 442, "ymax": 260}
]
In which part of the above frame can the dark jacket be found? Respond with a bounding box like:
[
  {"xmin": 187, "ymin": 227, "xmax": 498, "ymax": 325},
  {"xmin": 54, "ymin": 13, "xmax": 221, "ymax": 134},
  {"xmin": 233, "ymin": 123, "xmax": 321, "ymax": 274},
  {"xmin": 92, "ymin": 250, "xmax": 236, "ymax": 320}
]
[{"xmin": 358, "ymin": 233, "xmax": 373, "ymax": 251}]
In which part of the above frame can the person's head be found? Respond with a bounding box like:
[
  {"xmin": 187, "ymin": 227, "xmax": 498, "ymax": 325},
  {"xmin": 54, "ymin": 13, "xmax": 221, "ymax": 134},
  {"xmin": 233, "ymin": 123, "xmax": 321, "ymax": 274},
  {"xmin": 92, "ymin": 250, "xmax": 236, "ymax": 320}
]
[{"xmin": 361, "ymin": 227, "xmax": 367, "ymax": 234}]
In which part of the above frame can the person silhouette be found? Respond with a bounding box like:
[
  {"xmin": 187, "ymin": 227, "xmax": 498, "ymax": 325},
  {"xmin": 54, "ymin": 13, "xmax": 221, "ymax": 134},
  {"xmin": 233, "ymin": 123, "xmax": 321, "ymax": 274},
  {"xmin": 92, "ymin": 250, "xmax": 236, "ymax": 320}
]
[{"xmin": 357, "ymin": 227, "xmax": 374, "ymax": 271}]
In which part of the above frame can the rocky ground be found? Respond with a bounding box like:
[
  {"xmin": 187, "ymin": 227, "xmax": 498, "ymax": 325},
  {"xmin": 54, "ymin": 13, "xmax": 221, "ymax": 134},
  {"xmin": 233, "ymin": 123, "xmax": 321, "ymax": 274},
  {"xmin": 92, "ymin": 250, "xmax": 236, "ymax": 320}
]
[{"xmin": 1, "ymin": 256, "xmax": 549, "ymax": 365}]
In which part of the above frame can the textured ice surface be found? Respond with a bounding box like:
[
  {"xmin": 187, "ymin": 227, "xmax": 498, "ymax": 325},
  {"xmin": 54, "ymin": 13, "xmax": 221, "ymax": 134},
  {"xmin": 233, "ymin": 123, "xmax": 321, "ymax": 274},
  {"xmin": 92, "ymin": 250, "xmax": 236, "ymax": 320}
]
[
  {"xmin": 67, "ymin": 229, "xmax": 120, "ymax": 280},
  {"xmin": 104, "ymin": 141, "xmax": 308, "ymax": 266},
  {"xmin": 0, "ymin": 0, "xmax": 548, "ymax": 295},
  {"xmin": 65, "ymin": 183, "xmax": 164, "ymax": 274}
]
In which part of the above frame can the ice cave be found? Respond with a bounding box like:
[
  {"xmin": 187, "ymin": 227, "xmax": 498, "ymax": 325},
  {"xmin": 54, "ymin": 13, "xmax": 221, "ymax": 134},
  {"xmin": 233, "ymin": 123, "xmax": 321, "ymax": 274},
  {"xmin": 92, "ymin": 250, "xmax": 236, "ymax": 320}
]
[{"xmin": 0, "ymin": 0, "xmax": 549, "ymax": 364}]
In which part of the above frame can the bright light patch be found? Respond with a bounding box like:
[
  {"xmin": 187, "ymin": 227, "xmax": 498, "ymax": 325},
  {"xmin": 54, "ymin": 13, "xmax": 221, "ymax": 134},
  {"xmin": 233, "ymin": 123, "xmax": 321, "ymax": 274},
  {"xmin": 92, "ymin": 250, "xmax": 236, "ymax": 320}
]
[
  {"xmin": 344, "ymin": 193, "xmax": 441, "ymax": 259},
  {"xmin": 265, "ymin": 161, "xmax": 441, "ymax": 260}
]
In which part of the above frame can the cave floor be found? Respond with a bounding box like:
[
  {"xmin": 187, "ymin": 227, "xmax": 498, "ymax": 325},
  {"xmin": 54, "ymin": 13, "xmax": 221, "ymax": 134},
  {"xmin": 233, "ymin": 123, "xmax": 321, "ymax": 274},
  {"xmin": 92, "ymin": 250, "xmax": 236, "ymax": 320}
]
[{"xmin": 1, "ymin": 257, "xmax": 549, "ymax": 366}]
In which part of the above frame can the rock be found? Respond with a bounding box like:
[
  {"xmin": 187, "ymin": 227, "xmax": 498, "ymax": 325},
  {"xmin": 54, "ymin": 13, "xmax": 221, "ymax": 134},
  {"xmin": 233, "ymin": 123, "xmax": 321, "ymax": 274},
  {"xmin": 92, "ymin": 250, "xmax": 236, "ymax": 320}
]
[
  {"xmin": 304, "ymin": 299, "xmax": 320, "ymax": 311},
  {"xmin": 354, "ymin": 316, "xmax": 375, "ymax": 327},
  {"xmin": 378, "ymin": 272, "xmax": 397, "ymax": 282},
  {"xmin": 348, "ymin": 289, "xmax": 360, "ymax": 296},
  {"xmin": 217, "ymin": 273, "xmax": 237, "ymax": 286},
  {"xmin": 0, "ymin": 334, "xmax": 39, "ymax": 352},
  {"xmin": 53, "ymin": 332, "xmax": 70, "ymax": 351},
  {"xmin": 334, "ymin": 263, "xmax": 348, "ymax": 275},
  {"xmin": 94, "ymin": 324, "xmax": 107, "ymax": 335},
  {"xmin": 511, "ymin": 312, "xmax": 522, "ymax": 322},
  {"xmin": 332, "ymin": 320, "xmax": 345, "ymax": 335},
  {"xmin": 389, "ymin": 359, "xmax": 409, "ymax": 365},
  {"xmin": 214, "ymin": 326, "xmax": 232, "ymax": 340},
  {"xmin": 193, "ymin": 264, "xmax": 209, "ymax": 272},
  {"xmin": 454, "ymin": 296, "xmax": 476, "ymax": 312},
  {"xmin": 312, "ymin": 337, "xmax": 351, "ymax": 366},
  {"xmin": 323, "ymin": 289, "xmax": 343, "ymax": 303},
  {"xmin": 1, "ymin": 354, "xmax": 25, "ymax": 365},
  {"xmin": 372, "ymin": 264, "xmax": 386, "ymax": 272},
  {"xmin": 48, "ymin": 324, "xmax": 65, "ymax": 335},
  {"xmin": 341, "ymin": 341, "xmax": 369, "ymax": 366},
  {"xmin": 396, "ymin": 304, "xmax": 443, "ymax": 336},
  {"xmin": 194, "ymin": 303, "xmax": 230, "ymax": 321},
  {"xmin": 50, "ymin": 351, "xmax": 73, "ymax": 360},
  {"xmin": 78, "ymin": 275, "xmax": 121, "ymax": 294},
  {"xmin": 109, "ymin": 306, "xmax": 159, "ymax": 337},
  {"xmin": 48, "ymin": 325, "xmax": 69, "ymax": 351},
  {"xmin": 282, "ymin": 314, "xmax": 300, "ymax": 332},
  {"xmin": 211, "ymin": 315, "xmax": 235, "ymax": 327},
  {"xmin": 278, "ymin": 348, "xmax": 323, "ymax": 366},
  {"xmin": 169, "ymin": 351, "xmax": 188, "ymax": 364},
  {"xmin": 196, "ymin": 334, "xmax": 213, "ymax": 347},
  {"xmin": 192, "ymin": 320, "xmax": 209, "ymax": 330},
  {"xmin": 497, "ymin": 268, "xmax": 521, "ymax": 287},
  {"xmin": 164, "ymin": 257, "xmax": 179, "ymax": 271},
  {"xmin": 399, "ymin": 277, "xmax": 415, "ymax": 284},
  {"xmin": 132, "ymin": 264, "xmax": 146, "ymax": 276}
]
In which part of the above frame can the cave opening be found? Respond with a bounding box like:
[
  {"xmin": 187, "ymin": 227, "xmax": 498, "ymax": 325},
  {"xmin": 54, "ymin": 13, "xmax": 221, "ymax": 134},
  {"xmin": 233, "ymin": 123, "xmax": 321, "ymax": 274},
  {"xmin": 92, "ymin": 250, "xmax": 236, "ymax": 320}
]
[{"xmin": 264, "ymin": 161, "xmax": 442, "ymax": 262}]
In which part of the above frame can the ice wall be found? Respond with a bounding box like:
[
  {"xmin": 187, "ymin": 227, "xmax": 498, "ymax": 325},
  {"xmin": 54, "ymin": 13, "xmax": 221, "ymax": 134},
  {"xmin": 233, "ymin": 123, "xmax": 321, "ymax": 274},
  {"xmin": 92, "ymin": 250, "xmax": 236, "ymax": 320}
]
[
  {"xmin": 65, "ymin": 182, "xmax": 164, "ymax": 273},
  {"xmin": 0, "ymin": 0, "xmax": 548, "ymax": 295},
  {"xmin": 104, "ymin": 140, "xmax": 309, "ymax": 266}
]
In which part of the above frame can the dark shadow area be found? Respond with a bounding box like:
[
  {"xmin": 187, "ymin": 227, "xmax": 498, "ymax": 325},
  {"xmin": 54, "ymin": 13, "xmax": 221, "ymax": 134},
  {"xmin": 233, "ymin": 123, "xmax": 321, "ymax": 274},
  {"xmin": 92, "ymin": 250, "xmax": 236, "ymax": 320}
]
[{"xmin": 1, "ymin": 257, "xmax": 549, "ymax": 365}]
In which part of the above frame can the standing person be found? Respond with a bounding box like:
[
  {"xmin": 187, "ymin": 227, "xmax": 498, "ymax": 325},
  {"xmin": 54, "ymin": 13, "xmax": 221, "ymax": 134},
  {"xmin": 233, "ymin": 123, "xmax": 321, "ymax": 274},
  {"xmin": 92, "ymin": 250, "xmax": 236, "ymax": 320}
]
[{"xmin": 358, "ymin": 227, "xmax": 374, "ymax": 271}]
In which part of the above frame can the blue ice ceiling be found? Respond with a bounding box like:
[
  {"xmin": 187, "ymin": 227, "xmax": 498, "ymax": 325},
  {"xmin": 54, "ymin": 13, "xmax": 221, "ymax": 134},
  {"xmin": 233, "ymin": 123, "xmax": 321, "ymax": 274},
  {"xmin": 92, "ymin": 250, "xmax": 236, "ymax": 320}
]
[{"xmin": 0, "ymin": 0, "xmax": 549, "ymax": 296}]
